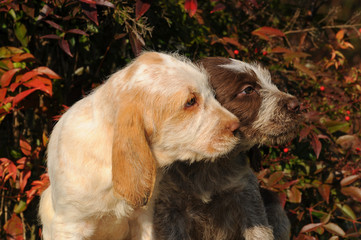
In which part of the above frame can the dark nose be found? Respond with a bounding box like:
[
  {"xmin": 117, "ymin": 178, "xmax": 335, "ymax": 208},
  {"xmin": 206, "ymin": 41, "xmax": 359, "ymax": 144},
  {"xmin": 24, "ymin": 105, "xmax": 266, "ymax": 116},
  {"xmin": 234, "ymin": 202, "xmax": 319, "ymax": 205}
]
[
  {"xmin": 287, "ymin": 97, "xmax": 300, "ymax": 113},
  {"xmin": 228, "ymin": 121, "xmax": 241, "ymax": 134}
]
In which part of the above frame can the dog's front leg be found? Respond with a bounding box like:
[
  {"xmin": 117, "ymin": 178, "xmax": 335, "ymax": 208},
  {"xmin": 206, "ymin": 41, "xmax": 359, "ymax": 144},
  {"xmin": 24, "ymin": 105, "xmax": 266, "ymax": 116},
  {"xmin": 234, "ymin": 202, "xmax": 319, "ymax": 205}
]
[{"xmin": 240, "ymin": 169, "xmax": 274, "ymax": 240}]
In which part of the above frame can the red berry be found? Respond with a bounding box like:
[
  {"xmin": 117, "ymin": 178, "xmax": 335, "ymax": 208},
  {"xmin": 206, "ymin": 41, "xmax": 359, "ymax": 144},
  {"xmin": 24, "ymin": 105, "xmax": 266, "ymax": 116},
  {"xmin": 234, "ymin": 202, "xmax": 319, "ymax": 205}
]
[
  {"xmin": 234, "ymin": 49, "xmax": 239, "ymax": 55},
  {"xmin": 254, "ymin": 48, "xmax": 258, "ymax": 54},
  {"xmin": 283, "ymin": 148, "xmax": 289, "ymax": 153},
  {"xmin": 355, "ymin": 147, "xmax": 360, "ymax": 152},
  {"xmin": 346, "ymin": 110, "xmax": 351, "ymax": 115},
  {"xmin": 320, "ymin": 86, "xmax": 325, "ymax": 91},
  {"xmin": 345, "ymin": 116, "xmax": 350, "ymax": 121},
  {"xmin": 262, "ymin": 51, "xmax": 267, "ymax": 56}
]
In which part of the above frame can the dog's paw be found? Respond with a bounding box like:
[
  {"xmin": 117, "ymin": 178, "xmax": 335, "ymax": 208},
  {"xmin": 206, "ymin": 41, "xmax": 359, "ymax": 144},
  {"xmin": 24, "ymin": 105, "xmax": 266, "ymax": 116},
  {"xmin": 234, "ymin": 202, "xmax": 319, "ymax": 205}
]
[{"xmin": 244, "ymin": 226, "xmax": 274, "ymax": 240}]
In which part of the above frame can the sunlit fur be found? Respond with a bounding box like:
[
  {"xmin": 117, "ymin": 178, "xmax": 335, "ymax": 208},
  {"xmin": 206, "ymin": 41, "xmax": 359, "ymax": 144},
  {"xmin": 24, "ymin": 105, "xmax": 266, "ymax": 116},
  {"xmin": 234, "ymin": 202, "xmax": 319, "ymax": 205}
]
[
  {"xmin": 38, "ymin": 52, "xmax": 240, "ymax": 240},
  {"xmin": 154, "ymin": 57, "xmax": 300, "ymax": 240}
]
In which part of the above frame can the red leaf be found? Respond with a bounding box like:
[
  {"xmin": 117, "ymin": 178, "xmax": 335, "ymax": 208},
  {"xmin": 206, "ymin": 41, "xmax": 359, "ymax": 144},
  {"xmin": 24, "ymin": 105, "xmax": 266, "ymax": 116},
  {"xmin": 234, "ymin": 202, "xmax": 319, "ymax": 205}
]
[
  {"xmin": 318, "ymin": 184, "xmax": 331, "ymax": 204},
  {"xmin": 185, "ymin": 0, "xmax": 197, "ymax": 17},
  {"xmin": 44, "ymin": 20, "xmax": 64, "ymax": 31},
  {"xmin": 6, "ymin": 161, "xmax": 17, "ymax": 182},
  {"xmin": 20, "ymin": 137, "xmax": 31, "ymax": 156},
  {"xmin": 58, "ymin": 39, "xmax": 73, "ymax": 57},
  {"xmin": 341, "ymin": 186, "xmax": 361, "ymax": 202},
  {"xmin": 12, "ymin": 88, "xmax": 38, "ymax": 106},
  {"xmin": 287, "ymin": 186, "xmax": 302, "ymax": 203},
  {"xmin": 222, "ymin": 37, "xmax": 245, "ymax": 50},
  {"xmin": 82, "ymin": 3, "xmax": 98, "ymax": 26},
  {"xmin": 271, "ymin": 46, "xmax": 291, "ymax": 53},
  {"xmin": 341, "ymin": 175, "xmax": 360, "ymax": 187},
  {"xmin": 267, "ymin": 171, "xmax": 284, "ymax": 187},
  {"xmin": 299, "ymin": 126, "xmax": 311, "ymax": 142},
  {"xmin": 16, "ymin": 157, "xmax": 26, "ymax": 166},
  {"xmin": 311, "ymin": 133, "xmax": 322, "ymax": 159},
  {"xmin": 26, "ymin": 173, "xmax": 50, "ymax": 203},
  {"xmin": 252, "ymin": 26, "xmax": 285, "ymax": 41},
  {"xmin": 0, "ymin": 88, "xmax": 7, "ymax": 102},
  {"xmin": 67, "ymin": 29, "xmax": 89, "ymax": 36},
  {"xmin": 23, "ymin": 77, "xmax": 52, "ymax": 96},
  {"xmin": 10, "ymin": 82, "xmax": 21, "ymax": 92},
  {"xmin": 79, "ymin": 0, "xmax": 97, "ymax": 4},
  {"xmin": 1, "ymin": 68, "xmax": 20, "ymax": 87},
  {"xmin": 20, "ymin": 70, "xmax": 39, "ymax": 83},
  {"xmin": 136, "ymin": 0, "xmax": 152, "ymax": 21},
  {"xmin": 20, "ymin": 170, "xmax": 31, "ymax": 193},
  {"xmin": 40, "ymin": 34, "xmax": 61, "ymax": 40},
  {"xmin": 300, "ymin": 223, "xmax": 324, "ymax": 233},
  {"xmin": 3, "ymin": 214, "xmax": 23, "ymax": 240},
  {"xmin": 210, "ymin": 3, "xmax": 225, "ymax": 13},
  {"xmin": 11, "ymin": 53, "xmax": 35, "ymax": 62},
  {"xmin": 34, "ymin": 67, "xmax": 61, "ymax": 79}
]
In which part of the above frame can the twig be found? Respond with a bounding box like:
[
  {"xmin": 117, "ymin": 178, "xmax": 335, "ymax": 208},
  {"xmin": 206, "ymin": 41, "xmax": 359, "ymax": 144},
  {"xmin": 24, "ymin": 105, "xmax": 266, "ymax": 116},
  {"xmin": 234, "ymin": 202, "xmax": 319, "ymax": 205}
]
[
  {"xmin": 284, "ymin": 24, "xmax": 361, "ymax": 34},
  {"xmin": 20, "ymin": 212, "xmax": 26, "ymax": 240}
]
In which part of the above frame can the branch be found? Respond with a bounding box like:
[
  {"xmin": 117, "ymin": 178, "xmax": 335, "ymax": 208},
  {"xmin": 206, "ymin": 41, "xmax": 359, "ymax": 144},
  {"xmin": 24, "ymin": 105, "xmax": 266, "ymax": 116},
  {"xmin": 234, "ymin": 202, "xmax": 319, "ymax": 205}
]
[{"xmin": 284, "ymin": 24, "xmax": 361, "ymax": 34}]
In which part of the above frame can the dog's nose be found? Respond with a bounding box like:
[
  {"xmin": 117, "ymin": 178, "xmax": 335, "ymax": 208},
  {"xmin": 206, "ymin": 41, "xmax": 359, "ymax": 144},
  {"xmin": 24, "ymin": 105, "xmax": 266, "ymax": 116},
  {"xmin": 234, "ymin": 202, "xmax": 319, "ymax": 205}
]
[
  {"xmin": 287, "ymin": 98, "xmax": 300, "ymax": 113},
  {"xmin": 227, "ymin": 121, "xmax": 240, "ymax": 133}
]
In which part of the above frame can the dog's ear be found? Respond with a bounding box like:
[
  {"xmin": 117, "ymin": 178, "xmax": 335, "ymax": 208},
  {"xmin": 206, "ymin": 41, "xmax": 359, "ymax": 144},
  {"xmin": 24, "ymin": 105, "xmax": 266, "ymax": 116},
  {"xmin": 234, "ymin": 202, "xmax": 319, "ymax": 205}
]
[{"xmin": 112, "ymin": 102, "xmax": 156, "ymax": 208}]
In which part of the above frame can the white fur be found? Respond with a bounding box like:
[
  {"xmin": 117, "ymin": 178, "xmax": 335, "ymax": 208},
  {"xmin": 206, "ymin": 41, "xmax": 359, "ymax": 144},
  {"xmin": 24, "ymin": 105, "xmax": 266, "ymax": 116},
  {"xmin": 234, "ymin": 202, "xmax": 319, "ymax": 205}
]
[{"xmin": 39, "ymin": 52, "xmax": 240, "ymax": 240}]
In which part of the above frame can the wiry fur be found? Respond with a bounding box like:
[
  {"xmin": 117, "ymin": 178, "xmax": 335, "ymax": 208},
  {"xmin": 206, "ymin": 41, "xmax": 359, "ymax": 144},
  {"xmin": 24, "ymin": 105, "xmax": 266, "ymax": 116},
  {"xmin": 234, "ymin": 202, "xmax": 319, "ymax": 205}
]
[
  {"xmin": 154, "ymin": 57, "xmax": 301, "ymax": 240},
  {"xmin": 38, "ymin": 52, "xmax": 240, "ymax": 240}
]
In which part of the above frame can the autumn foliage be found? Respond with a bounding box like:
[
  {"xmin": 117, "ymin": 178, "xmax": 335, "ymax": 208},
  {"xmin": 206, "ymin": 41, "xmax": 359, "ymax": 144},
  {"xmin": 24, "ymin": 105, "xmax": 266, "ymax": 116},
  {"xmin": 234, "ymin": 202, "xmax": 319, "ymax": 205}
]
[{"xmin": 1, "ymin": 0, "xmax": 361, "ymax": 239}]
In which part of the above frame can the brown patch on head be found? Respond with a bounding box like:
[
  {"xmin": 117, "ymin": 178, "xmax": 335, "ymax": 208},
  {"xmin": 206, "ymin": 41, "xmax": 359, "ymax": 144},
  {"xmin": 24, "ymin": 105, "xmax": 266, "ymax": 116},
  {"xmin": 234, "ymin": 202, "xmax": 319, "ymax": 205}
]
[
  {"xmin": 199, "ymin": 57, "xmax": 301, "ymax": 148},
  {"xmin": 138, "ymin": 52, "xmax": 164, "ymax": 65},
  {"xmin": 123, "ymin": 63, "xmax": 139, "ymax": 84},
  {"xmin": 199, "ymin": 57, "xmax": 262, "ymax": 126}
]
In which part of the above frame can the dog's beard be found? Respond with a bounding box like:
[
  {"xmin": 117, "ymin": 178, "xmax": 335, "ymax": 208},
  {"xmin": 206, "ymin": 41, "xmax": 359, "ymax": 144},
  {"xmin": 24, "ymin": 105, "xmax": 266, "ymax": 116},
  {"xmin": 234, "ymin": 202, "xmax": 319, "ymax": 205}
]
[{"xmin": 240, "ymin": 114, "xmax": 301, "ymax": 147}]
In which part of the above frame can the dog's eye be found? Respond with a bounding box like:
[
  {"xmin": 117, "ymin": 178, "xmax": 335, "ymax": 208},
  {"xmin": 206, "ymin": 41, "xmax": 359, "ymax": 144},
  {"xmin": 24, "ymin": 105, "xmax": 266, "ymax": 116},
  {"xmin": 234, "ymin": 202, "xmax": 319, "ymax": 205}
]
[
  {"xmin": 237, "ymin": 86, "xmax": 255, "ymax": 97},
  {"xmin": 185, "ymin": 96, "xmax": 197, "ymax": 108},
  {"xmin": 242, "ymin": 86, "xmax": 255, "ymax": 94}
]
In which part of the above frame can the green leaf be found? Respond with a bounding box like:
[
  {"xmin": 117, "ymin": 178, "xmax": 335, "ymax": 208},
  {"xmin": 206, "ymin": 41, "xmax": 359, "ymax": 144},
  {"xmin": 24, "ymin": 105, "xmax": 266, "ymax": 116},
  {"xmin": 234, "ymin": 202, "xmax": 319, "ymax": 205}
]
[
  {"xmin": 324, "ymin": 222, "xmax": 346, "ymax": 237},
  {"xmin": 323, "ymin": 120, "xmax": 350, "ymax": 133},
  {"xmin": 2, "ymin": 102, "xmax": 12, "ymax": 112},
  {"xmin": 311, "ymin": 210, "xmax": 327, "ymax": 219},
  {"xmin": 14, "ymin": 22, "xmax": 29, "ymax": 47},
  {"xmin": 10, "ymin": 149, "xmax": 22, "ymax": 159},
  {"xmin": 336, "ymin": 203, "xmax": 356, "ymax": 220},
  {"xmin": 0, "ymin": 61, "xmax": 9, "ymax": 70},
  {"xmin": 13, "ymin": 200, "xmax": 27, "ymax": 213},
  {"xmin": 0, "ymin": 46, "xmax": 24, "ymax": 58},
  {"xmin": 8, "ymin": 9, "xmax": 17, "ymax": 20}
]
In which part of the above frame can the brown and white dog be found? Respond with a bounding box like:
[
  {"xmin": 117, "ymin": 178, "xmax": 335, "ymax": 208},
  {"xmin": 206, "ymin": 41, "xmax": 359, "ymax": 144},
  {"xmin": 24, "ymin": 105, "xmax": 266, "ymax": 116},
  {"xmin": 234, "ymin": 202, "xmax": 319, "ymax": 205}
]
[
  {"xmin": 38, "ymin": 52, "xmax": 241, "ymax": 240},
  {"xmin": 154, "ymin": 57, "xmax": 301, "ymax": 240}
]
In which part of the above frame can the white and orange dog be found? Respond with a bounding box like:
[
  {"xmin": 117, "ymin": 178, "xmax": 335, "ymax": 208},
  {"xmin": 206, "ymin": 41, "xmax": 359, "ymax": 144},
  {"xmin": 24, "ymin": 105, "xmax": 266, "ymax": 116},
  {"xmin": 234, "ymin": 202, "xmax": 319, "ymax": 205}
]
[{"xmin": 39, "ymin": 52, "xmax": 240, "ymax": 239}]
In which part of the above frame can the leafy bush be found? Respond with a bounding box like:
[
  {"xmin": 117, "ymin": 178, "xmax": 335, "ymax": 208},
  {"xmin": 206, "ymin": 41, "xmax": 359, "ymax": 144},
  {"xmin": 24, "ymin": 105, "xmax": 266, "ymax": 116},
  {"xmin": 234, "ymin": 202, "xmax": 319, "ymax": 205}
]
[{"xmin": 1, "ymin": 0, "xmax": 361, "ymax": 239}]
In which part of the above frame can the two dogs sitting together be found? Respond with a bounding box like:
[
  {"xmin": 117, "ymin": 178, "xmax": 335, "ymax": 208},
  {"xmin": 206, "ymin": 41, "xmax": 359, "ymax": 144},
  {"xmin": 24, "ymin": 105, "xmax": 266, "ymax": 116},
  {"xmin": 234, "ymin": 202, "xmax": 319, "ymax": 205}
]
[{"xmin": 39, "ymin": 52, "xmax": 301, "ymax": 240}]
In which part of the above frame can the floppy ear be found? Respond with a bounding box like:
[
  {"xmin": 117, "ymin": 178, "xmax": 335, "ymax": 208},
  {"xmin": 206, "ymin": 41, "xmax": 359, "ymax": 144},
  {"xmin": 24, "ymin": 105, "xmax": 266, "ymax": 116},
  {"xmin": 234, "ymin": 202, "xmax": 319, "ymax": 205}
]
[{"xmin": 112, "ymin": 102, "xmax": 156, "ymax": 208}]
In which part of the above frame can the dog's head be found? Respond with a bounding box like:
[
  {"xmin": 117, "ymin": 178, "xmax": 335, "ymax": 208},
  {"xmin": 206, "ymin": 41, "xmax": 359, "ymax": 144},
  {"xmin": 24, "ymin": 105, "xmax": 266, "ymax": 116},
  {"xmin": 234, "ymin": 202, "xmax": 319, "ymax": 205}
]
[
  {"xmin": 110, "ymin": 52, "xmax": 240, "ymax": 207},
  {"xmin": 199, "ymin": 57, "xmax": 301, "ymax": 151}
]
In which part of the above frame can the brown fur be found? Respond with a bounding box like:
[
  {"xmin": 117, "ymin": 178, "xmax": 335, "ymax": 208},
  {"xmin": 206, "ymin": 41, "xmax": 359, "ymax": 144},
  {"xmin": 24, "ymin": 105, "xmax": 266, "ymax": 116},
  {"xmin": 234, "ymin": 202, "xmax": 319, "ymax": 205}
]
[
  {"xmin": 154, "ymin": 57, "xmax": 301, "ymax": 240},
  {"xmin": 112, "ymin": 99, "xmax": 156, "ymax": 207}
]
